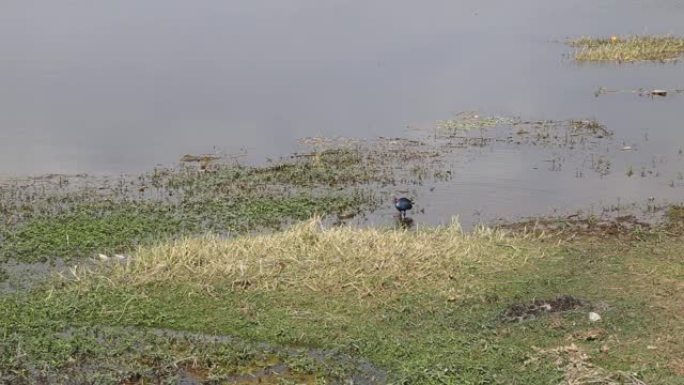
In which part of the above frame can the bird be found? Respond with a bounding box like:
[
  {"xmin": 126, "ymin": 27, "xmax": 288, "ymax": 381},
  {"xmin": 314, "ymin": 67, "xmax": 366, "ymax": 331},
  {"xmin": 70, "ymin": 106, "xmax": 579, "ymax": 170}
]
[{"xmin": 393, "ymin": 197, "xmax": 413, "ymax": 218}]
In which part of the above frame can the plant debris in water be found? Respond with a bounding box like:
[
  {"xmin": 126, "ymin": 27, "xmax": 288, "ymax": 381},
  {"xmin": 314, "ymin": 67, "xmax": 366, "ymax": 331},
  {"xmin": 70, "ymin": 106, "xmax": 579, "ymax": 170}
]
[
  {"xmin": 434, "ymin": 113, "xmax": 612, "ymax": 152},
  {"xmin": 436, "ymin": 112, "xmax": 516, "ymax": 133},
  {"xmin": 594, "ymin": 87, "xmax": 684, "ymax": 98},
  {"xmin": 568, "ymin": 35, "xmax": 684, "ymax": 62}
]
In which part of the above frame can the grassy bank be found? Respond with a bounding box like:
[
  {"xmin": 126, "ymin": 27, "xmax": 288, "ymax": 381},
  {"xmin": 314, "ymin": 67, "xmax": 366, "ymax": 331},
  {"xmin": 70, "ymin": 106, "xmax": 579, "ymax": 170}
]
[
  {"xmin": 568, "ymin": 36, "xmax": 684, "ymax": 62},
  {"xmin": 1, "ymin": 138, "xmax": 682, "ymax": 383},
  {"xmin": 1, "ymin": 219, "xmax": 682, "ymax": 384}
]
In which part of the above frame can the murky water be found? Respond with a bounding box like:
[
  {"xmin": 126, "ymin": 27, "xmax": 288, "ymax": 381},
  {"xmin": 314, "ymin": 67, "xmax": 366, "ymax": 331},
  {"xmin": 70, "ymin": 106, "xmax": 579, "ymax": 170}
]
[{"xmin": 2, "ymin": 0, "xmax": 684, "ymax": 227}]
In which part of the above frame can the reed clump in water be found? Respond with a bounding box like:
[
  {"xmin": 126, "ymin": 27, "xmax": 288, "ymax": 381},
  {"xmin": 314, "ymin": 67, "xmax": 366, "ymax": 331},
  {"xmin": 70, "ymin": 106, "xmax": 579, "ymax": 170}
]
[{"xmin": 568, "ymin": 35, "xmax": 684, "ymax": 62}]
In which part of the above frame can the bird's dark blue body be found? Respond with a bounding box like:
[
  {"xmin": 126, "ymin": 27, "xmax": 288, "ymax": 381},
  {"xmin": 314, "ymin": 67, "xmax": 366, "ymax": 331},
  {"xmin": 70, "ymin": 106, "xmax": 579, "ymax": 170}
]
[{"xmin": 394, "ymin": 197, "xmax": 413, "ymax": 218}]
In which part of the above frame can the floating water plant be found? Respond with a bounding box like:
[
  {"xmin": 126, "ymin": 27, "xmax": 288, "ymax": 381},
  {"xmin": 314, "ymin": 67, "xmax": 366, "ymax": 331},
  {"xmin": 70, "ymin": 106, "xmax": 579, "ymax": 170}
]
[{"xmin": 436, "ymin": 112, "xmax": 517, "ymax": 133}]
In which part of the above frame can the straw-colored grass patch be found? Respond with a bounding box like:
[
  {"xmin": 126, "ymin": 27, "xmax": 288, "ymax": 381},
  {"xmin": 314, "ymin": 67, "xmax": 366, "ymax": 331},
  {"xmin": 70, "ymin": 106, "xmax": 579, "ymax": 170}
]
[
  {"xmin": 530, "ymin": 344, "xmax": 647, "ymax": 385},
  {"xmin": 568, "ymin": 35, "xmax": 684, "ymax": 62},
  {"xmin": 78, "ymin": 218, "xmax": 541, "ymax": 298}
]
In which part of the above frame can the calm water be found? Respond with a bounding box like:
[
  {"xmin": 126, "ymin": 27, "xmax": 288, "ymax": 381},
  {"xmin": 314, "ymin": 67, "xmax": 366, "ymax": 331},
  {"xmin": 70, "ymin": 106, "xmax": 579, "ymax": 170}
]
[{"xmin": 2, "ymin": 1, "xmax": 684, "ymax": 227}]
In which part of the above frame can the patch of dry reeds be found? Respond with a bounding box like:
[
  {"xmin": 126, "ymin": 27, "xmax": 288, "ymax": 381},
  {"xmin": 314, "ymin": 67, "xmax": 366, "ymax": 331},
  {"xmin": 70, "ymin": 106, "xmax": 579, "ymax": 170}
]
[
  {"xmin": 569, "ymin": 36, "xmax": 684, "ymax": 62},
  {"xmin": 531, "ymin": 344, "xmax": 647, "ymax": 385},
  {"xmin": 76, "ymin": 218, "xmax": 542, "ymax": 297}
]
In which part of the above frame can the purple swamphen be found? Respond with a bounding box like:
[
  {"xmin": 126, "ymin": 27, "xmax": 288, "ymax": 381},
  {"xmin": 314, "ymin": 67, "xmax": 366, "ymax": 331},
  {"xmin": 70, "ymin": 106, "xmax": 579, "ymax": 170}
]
[{"xmin": 393, "ymin": 197, "xmax": 413, "ymax": 218}]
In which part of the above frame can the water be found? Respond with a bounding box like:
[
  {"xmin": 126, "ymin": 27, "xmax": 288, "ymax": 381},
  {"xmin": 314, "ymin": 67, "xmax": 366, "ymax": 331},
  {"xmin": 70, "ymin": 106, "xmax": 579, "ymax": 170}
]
[{"xmin": 2, "ymin": 0, "xmax": 684, "ymax": 227}]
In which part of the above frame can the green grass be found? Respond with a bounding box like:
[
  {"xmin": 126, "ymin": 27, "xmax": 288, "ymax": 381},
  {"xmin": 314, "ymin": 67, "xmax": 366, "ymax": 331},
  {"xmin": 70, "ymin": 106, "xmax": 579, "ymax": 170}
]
[
  {"xmin": 1, "ymin": 193, "xmax": 370, "ymax": 262},
  {"xmin": 568, "ymin": 35, "xmax": 684, "ymax": 62},
  {"xmin": 1, "ymin": 222, "xmax": 682, "ymax": 384},
  {"xmin": 0, "ymin": 295, "xmax": 339, "ymax": 384}
]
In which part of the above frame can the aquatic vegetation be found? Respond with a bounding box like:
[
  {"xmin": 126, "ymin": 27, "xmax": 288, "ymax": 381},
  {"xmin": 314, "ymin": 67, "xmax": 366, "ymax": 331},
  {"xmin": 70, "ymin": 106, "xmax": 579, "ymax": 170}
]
[
  {"xmin": 0, "ymin": 140, "xmax": 451, "ymax": 263},
  {"xmin": 0, "ymin": 175, "xmax": 370, "ymax": 262},
  {"xmin": 626, "ymin": 166, "xmax": 634, "ymax": 177},
  {"xmin": 568, "ymin": 35, "xmax": 684, "ymax": 62},
  {"xmin": 594, "ymin": 86, "xmax": 684, "ymax": 98},
  {"xmin": 435, "ymin": 114, "xmax": 613, "ymax": 155},
  {"xmin": 568, "ymin": 119, "xmax": 611, "ymax": 138},
  {"xmin": 436, "ymin": 112, "xmax": 516, "ymax": 133}
]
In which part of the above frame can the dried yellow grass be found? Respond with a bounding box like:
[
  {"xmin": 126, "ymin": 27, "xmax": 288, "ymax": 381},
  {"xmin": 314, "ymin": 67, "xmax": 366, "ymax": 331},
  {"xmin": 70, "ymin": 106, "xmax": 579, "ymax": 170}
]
[
  {"xmin": 531, "ymin": 344, "xmax": 646, "ymax": 385},
  {"xmin": 78, "ymin": 218, "xmax": 543, "ymax": 297},
  {"xmin": 569, "ymin": 35, "xmax": 684, "ymax": 62}
]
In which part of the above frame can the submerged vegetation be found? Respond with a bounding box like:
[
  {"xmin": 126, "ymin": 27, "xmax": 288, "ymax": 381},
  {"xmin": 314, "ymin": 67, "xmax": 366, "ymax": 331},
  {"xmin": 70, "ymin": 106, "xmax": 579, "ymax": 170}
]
[
  {"xmin": 568, "ymin": 35, "xmax": 684, "ymax": 62},
  {"xmin": 435, "ymin": 113, "xmax": 611, "ymax": 142},
  {"xmin": 436, "ymin": 112, "xmax": 516, "ymax": 133}
]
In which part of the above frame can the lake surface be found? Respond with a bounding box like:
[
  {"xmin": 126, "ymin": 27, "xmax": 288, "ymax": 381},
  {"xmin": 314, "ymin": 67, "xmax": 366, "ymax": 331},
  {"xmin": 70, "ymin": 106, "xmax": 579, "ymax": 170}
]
[{"xmin": 2, "ymin": 0, "xmax": 684, "ymax": 227}]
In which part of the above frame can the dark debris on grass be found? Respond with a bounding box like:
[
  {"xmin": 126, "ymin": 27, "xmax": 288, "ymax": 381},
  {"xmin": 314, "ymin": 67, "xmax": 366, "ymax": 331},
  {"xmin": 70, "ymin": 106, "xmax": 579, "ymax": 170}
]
[{"xmin": 500, "ymin": 295, "xmax": 587, "ymax": 323}]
